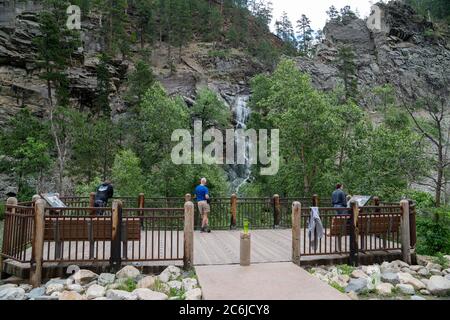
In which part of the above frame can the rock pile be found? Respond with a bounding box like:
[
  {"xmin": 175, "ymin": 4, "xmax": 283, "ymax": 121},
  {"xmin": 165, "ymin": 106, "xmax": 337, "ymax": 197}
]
[
  {"xmin": 0, "ymin": 265, "xmax": 202, "ymax": 301},
  {"xmin": 309, "ymin": 258, "xmax": 450, "ymax": 300}
]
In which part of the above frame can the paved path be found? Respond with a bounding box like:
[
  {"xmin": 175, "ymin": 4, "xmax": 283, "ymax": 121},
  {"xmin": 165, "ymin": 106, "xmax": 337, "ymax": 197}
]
[{"xmin": 195, "ymin": 262, "xmax": 350, "ymax": 300}]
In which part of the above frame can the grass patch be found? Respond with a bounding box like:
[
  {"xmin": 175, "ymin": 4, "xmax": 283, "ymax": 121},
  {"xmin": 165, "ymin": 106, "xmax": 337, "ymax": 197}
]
[
  {"xmin": 117, "ymin": 278, "xmax": 137, "ymax": 292},
  {"xmin": 337, "ymin": 264, "xmax": 355, "ymax": 276},
  {"xmin": 208, "ymin": 49, "xmax": 231, "ymax": 59},
  {"xmin": 329, "ymin": 281, "xmax": 345, "ymax": 293}
]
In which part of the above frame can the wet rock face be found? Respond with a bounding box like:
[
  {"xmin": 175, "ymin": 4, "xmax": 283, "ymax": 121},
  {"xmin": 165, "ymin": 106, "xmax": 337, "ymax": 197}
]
[{"xmin": 295, "ymin": 1, "xmax": 450, "ymax": 106}]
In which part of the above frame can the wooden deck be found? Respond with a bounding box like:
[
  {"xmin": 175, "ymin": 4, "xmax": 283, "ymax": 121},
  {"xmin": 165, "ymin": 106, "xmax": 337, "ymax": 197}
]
[{"xmin": 8, "ymin": 229, "xmax": 400, "ymax": 265}]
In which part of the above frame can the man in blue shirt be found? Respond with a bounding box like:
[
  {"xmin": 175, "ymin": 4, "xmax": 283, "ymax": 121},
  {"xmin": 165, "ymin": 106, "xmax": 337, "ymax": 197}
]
[{"xmin": 195, "ymin": 177, "xmax": 211, "ymax": 233}]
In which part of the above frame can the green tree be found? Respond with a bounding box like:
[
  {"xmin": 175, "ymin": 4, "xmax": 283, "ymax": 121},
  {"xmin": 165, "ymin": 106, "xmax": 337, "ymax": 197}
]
[
  {"xmin": 336, "ymin": 45, "xmax": 358, "ymax": 102},
  {"xmin": 191, "ymin": 88, "xmax": 231, "ymax": 129},
  {"xmin": 0, "ymin": 109, "xmax": 52, "ymax": 195},
  {"xmin": 126, "ymin": 60, "xmax": 155, "ymax": 108},
  {"xmin": 112, "ymin": 149, "xmax": 145, "ymax": 196},
  {"xmin": 296, "ymin": 14, "xmax": 313, "ymax": 55},
  {"xmin": 132, "ymin": 83, "xmax": 190, "ymax": 171},
  {"xmin": 95, "ymin": 53, "xmax": 112, "ymax": 117}
]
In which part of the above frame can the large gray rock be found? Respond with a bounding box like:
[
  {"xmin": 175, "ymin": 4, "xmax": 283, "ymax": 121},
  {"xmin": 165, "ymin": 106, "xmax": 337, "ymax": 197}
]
[
  {"xmin": 0, "ymin": 287, "xmax": 26, "ymax": 300},
  {"xmin": 106, "ymin": 289, "xmax": 138, "ymax": 300},
  {"xmin": 72, "ymin": 270, "xmax": 98, "ymax": 285},
  {"xmin": 26, "ymin": 287, "xmax": 46, "ymax": 299},
  {"xmin": 116, "ymin": 266, "xmax": 141, "ymax": 280},
  {"xmin": 98, "ymin": 273, "xmax": 116, "ymax": 286},
  {"xmin": 396, "ymin": 284, "xmax": 415, "ymax": 295},
  {"xmin": 376, "ymin": 283, "xmax": 394, "ymax": 296},
  {"xmin": 168, "ymin": 281, "xmax": 182, "ymax": 291},
  {"xmin": 137, "ymin": 276, "xmax": 156, "ymax": 289},
  {"xmin": 411, "ymin": 295, "xmax": 426, "ymax": 301},
  {"xmin": 185, "ymin": 288, "xmax": 202, "ymax": 300},
  {"xmin": 381, "ymin": 272, "xmax": 400, "ymax": 285},
  {"xmin": 133, "ymin": 288, "xmax": 168, "ymax": 300},
  {"xmin": 345, "ymin": 278, "xmax": 368, "ymax": 294},
  {"xmin": 398, "ymin": 272, "xmax": 426, "ymax": 290},
  {"xmin": 45, "ymin": 283, "xmax": 64, "ymax": 295},
  {"xmin": 351, "ymin": 270, "xmax": 368, "ymax": 279},
  {"xmin": 426, "ymin": 276, "xmax": 450, "ymax": 296},
  {"xmin": 426, "ymin": 263, "xmax": 442, "ymax": 271},
  {"xmin": 67, "ymin": 284, "xmax": 84, "ymax": 293},
  {"xmin": 86, "ymin": 284, "xmax": 106, "ymax": 299},
  {"xmin": 158, "ymin": 266, "xmax": 182, "ymax": 283}
]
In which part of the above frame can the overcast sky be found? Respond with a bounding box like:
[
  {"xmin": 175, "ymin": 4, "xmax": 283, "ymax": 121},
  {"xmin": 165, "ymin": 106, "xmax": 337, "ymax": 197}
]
[{"xmin": 270, "ymin": 0, "xmax": 375, "ymax": 32}]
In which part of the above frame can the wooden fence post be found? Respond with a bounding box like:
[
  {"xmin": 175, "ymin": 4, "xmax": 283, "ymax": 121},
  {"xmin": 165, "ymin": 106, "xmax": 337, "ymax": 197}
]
[
  {"xmin": 89, "ymin": 192, "xmax": 96, "ymax": 216},
  {"xmin": 138, "ymin": 193, "xmax": 145, "ymax": 228},
  {"xmin": 230, "ymin": 194, "xmax": 237, "ymax": 230},
  {"xmin": 30, "ymin": 199, "xmax": 45, "ymax": 288},
  {"xmin": 1, "ymin": 197, "xmax": 18, "ymax": 280},
  {"xmin": 110, "ymin": 200, "xmax": 123, "ymax": 272},
  {"xmin": 184, "ymin": 199, "xmax": 194, "ymax": 270},
  {"xmin": 349, "ymin": 201, "xmax": 359, "ymax": 266},
  {"xmin": 292, "ymin": 202, "xmax": 301, "ymax": 266},
  {"xmin": 312, "ymin": 194, "xmax": 319, "ymax": 207},
  {"xmin": 400, "ymin": 200, "xmax": 411, "ymax": 265},
  {"xmin": 409, "ymin": 200, "xmax": 417, "ymax": 249},
  {"xmin": 273, "ymin": 194, "xmax": 281, "ymax": 228}
]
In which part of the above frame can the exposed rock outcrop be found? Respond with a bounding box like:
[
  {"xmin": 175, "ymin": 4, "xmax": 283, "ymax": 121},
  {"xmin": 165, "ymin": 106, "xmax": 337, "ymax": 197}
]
[{"xmin": 295, "ymin": 1, "xmax": 450, "ymax": 106}]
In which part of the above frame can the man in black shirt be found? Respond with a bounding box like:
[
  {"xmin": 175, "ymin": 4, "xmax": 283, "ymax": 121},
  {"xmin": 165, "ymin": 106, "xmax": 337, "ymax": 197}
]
[
  {"xmin": 332, "ymin": 183, "xmax": 347, "ymax": 214},
  {"xmin": 95, "ymin": 180, "xmax": 114, "ymax": 215}
]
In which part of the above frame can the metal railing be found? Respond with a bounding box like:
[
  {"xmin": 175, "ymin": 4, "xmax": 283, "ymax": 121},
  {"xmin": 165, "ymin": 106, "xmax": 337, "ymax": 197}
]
[{"xmin": 1, "ymin": 205, "xmax": 34, "ymax": 263}]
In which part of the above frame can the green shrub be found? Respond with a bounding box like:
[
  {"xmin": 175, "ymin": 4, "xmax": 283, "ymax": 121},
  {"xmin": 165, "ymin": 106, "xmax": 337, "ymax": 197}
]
[
  {"xmin": 117, "ymin": 278, "xmax": 137, "ymax": 292},
  {"xmin": 432, "ymin": 252, "xmax": 449, "ymax": 269},
  {"xmin": 207, "ymin": 49, "xmax": 230, "ymax": 59},
  {"xmin": 329, "ymin": 281, "xmax": 345, "ymax": 293},
  {"xmin": 416, "ymin": 207, "xmax": 450, "ymax": 255},
  {"xmin": 405, "ymin": 190, "xmax": 435, "ymax": 209},
  {"xmin": 337, "ymin": 264, "xmax": 355, "ymax": 276}
]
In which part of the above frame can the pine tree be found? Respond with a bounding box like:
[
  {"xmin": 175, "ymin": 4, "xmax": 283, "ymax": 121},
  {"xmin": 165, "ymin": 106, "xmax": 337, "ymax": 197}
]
[
  {"xmin": 95, "ymin": 54, "xmax": 112, "ymax": 117},
  {"xmin": 326, "ymin": 5, "xmax": 340, "ymax": 21},
  {"xmin": 336, "ymin": 45, "xmax": 358, "ymax": 102},
  {"xmin": 275, "ymin": 12, "xmax": 297, "ymax": 55},
  {"xmin": 132, "ymin": 0, "xmax": 156, "ymax": 48},
  {"xmin": 296, "ymin": 14, "xmax": 313, "ymax": 55}
]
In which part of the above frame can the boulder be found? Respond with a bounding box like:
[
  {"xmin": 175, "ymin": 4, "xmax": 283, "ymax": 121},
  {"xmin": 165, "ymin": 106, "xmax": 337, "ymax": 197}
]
[
  {"xmin": 0, "ymin": 287, "xmax": 26, "ymax": 300},
  {"xmin": 168, "ymin": 281, "xmax": 182, "ymax": 291},
  {"xmin": 391, "ymin": 260, "xmax": 409, "ymax": 269},
  {"xmin": 133, "ymin": 288, "xmax": 168, "ymax": 300},
  {"xmin": 106, "ymin": 289, "xmax": 138, "ymax": 300},
  {"xmin": 345, "ymin": 278, "xmax": 368, "ymax": 294},
  {"xmin": 182, "ymin": 278, "xmax": 198, "ymax": 292},
  {"xmin": 376, "ymin": 283, "xmax": 394, "ymax": 296},
  {"xmin": 351, "ymin": 270, "xmax": 369, "ymax": 279},
  {"xmin": 426, "ymin": 263, "xmax": 442, "ymax": 271},
  {"xmin": 44, "ymin": 278, "xmax": 67, "ymax": 288},
  {"xmin": 137, "ymin": 276, "xmax": 156, "ymax": 289},
  {"xmin": 426, "ymin": 276, "xmax": 450, "ymax": 296},
  {"xmin": 420, "ymin": 289, "xmax": 431, "ymax": 295},
  {"xmin": 362, "ymin": 265, "xmax": 381, "ymax": 275},
  {"xmin": 396, "ymin": 284, "xmax": 415, "ymax": 295},
  {"xmin": 45, "ymin": 283, "xmax": 65, "ymax": 295},
  {"xmin": 72, "ymin": 270, "xmax": 98, "ymax": 285},
  {"xmin": 0, "ymin": 284, "xmax": 17, "ymax": 291},
  {"xmin": 410, "ymin": 265, "xmax": 424, "ymax": 272},
  {"xmin": 19, "ymin": 284, "xmax": 33, "ymax": 293},
  {"xmin": 346, "ymin": 291, "xmax": 359, "ymax": 300},
  {"xmin": 158, "ymin": 266, "xmax": 181, "ymax": 283},
  {"xmin": 67, "ymin": 284, "xmax": 84, "ymax": 293},
  {"xmin": 185, "ymin": 288, "xmax": 202, "ymax": 300},
  {"xmin": 116, "ymin": 266, "xmax": 141, "ymax": 280},
  {"xmin": 98, "ymin": 273, "xmax": 116, "ymax": 286},
  {"xmin": 26, "ymin": 287, "xmax": 46, "ymax": 299},
  {"xmin": 59, "ymin": 291, "xmax": 85, "ymax": 300},
  {"xmin": 86, "ymin": 284, "xmax": 106, "ymax": 299},
  {"xmin": 418, "ymin": 268, "xmax": 430, "ymax": 277},
  {"xmin": 411, "ymin": 295, "xmax": 426, "ymax": 301},
  {"xmin": 398, "ymin": 272, "xmax": 426, "ymax": 290},
  {"xmin": 381, "ymin": 272, "xmax": 400, "ymax": 285},
  {"xmin": 430, "ymin": 269, "xmax": 443, "ymax": 276}
]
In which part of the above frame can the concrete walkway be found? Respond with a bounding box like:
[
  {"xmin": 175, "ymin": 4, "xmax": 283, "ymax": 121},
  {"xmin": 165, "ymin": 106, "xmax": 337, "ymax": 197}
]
[{"xmin": 195, "ymin": 262, "xmax": 350, "ymax": 300}]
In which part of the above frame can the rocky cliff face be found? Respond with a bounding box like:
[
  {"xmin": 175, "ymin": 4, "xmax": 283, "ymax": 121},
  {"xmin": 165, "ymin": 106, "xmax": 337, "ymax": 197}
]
[
  {"xmin": 0, "ymin": 1, "xmax": 265, "ymax": 127},
  {"xmin": 295, "ymin": 1, "xmax": 450, "ymax": 106}
]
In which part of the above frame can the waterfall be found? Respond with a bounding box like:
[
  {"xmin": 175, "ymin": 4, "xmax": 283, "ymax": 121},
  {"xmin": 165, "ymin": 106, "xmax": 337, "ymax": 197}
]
[{"xmin": 229, "ymin": 95, "xmax": 253, "ymax": 194}]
